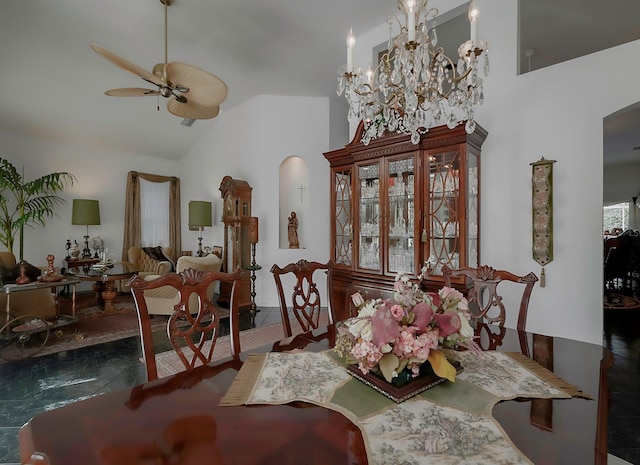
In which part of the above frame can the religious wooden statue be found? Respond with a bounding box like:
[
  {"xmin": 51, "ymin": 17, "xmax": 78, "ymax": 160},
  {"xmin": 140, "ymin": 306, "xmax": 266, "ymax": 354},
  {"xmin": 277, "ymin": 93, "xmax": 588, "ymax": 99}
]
[{"xmin": 288, "ymin": 211, "xmax": 299, "ymax": 249}]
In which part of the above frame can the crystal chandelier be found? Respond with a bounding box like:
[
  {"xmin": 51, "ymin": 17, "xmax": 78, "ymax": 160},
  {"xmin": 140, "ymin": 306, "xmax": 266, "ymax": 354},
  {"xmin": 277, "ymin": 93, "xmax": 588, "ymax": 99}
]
[{"xmin": 337, "ymin": 0, "xmax": 489, "ymax": 145}]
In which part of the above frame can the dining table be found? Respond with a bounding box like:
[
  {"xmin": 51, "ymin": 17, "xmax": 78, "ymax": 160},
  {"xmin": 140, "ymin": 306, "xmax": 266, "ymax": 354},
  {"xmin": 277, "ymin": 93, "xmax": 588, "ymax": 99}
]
[{"xmin": 19, "ymin": 322, "xmax": 610, "ymax": 465}]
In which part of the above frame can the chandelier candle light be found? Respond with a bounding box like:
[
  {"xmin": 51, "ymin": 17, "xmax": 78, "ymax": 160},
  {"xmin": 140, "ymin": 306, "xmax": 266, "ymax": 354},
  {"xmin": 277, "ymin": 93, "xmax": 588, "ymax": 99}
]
[{"xmin": 338, "ymin": 0, "xmax": 489, "ymax": 145}]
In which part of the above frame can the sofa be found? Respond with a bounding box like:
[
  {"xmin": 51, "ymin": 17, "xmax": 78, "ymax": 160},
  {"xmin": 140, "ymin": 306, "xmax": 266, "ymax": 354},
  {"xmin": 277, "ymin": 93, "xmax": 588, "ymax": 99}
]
[
  {"xmin": 120, "ymin": 246, "xmax": 174, "ymax": 293},
  {"xmin": 0, "ymin": 252, "xmax": 57, "ymax": 319},
  {"xmin": 138, "ymin": 254, "xmax": 223, "ymax": 316}
]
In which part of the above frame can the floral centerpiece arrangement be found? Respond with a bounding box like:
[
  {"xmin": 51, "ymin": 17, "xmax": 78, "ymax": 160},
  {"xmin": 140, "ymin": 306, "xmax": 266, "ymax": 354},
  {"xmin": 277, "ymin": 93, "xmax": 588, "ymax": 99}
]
[{"xmin": 335, "ymin": 269, "xmax": 478, "ymax": 386}]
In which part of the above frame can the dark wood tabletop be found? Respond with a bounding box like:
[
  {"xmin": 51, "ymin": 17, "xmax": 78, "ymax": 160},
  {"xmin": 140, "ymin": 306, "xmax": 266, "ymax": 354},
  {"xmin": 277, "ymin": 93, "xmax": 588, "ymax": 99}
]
[
  {"xmin": 67, "ymin": 262, "xmax": 138, "ymax": 281},
  {"xmin": 19, "ymin": 323, "xmax": 610, "ymax": 465}
]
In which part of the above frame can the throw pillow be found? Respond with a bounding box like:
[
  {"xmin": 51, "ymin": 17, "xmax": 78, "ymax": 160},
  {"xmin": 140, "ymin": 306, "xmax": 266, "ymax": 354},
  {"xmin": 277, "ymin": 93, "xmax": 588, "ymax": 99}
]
[
  {"xmin": 0, "ymin": 266, "xmax": 19, "ymax": 284},
  {"xmin": 142, "ymin": 246, "xmax": 175, "ymax": 272}
]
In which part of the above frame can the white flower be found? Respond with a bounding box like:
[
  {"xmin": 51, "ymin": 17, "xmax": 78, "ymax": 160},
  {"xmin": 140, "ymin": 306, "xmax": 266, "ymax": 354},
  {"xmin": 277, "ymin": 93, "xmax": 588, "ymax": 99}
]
[
  {"xmin": 358, "ymin": 300, "xmax": 379, "ymax": 318},
  {"xmin": 348, "ymin": 318, "xmax": 373, "ymax": 342},
  {"xmin": 458, "ymin": 313, "xmax": 474, "ymax": 339},
  {"xmin": 380, "ymin": 343, "xmax": 393, "ymax": 354}
]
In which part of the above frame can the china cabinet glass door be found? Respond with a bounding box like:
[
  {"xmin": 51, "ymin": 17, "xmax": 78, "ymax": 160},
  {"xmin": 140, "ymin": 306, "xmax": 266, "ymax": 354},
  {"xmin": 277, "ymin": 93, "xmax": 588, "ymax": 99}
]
[
  {"xmin": 467, "ymin": 154, "xmax": 479, "ymax": 268},
  {"xmin": 386, "ymin": 156, "xmax": 416, "ymax": 275},
  {"xmin": 333, "ymin": 168, "xmax": 352, "ymax": 266},
  {"xmin": 357, "ymin": 163, "xmax": 380, "ymax": 271},
  {"xmin": 427, "ymin": 150, "xmax": 461, "ymax": 275}
]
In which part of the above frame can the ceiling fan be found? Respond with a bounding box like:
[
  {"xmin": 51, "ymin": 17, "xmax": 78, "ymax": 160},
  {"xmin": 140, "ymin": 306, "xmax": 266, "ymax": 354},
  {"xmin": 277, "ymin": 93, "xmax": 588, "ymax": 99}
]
[{"xmin": 90, "ymin": 0, "xmax": 227, "ymax": 120}]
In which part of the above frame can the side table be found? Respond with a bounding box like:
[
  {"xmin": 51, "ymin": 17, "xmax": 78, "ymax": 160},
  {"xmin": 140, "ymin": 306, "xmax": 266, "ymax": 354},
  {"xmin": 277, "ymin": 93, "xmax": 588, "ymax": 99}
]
[{"xmin": 67, "ymin": 263, "xmax": 138, "ymax": 316}]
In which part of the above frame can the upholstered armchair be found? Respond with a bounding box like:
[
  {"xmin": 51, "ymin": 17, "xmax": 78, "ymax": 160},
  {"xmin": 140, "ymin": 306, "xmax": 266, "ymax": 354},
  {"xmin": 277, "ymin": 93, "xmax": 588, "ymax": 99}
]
[
  {"xmin": 137, "ymin": 254, "xmax": 223, "ymax": 316},
  {"xmin": 0, "ymin": 252, "xmax": 57, "ymax": 319},
  {"xmin": 120, "ymin": 246, "xmax": 174, "ymax": 293}
]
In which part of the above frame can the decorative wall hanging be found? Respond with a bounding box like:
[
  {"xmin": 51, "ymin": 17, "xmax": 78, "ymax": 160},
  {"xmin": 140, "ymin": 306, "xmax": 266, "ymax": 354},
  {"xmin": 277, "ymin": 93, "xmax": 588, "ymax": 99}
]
[{"xmin": 531, "ymin": 157, "xmax": 556, "ymax": 287}]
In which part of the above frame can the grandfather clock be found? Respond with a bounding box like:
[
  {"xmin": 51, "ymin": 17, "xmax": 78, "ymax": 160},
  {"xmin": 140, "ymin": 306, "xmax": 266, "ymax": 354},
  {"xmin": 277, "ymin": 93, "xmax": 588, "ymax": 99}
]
[{"xmin": 218, "ymin": 176, "xmax": 252, "ymax": 311}]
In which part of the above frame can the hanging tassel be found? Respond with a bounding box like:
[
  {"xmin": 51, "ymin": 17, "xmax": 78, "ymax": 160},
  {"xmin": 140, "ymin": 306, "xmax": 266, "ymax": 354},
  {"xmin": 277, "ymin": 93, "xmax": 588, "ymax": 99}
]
[{"xmin": 540, "ymin": 267, "xmax": 546, "ymax": 287}]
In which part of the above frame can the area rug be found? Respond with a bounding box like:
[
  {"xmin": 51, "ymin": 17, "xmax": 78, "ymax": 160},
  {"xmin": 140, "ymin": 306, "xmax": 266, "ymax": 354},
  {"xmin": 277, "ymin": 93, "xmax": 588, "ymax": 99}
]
[
  {"xmin": 0, "ymin": 301, "xmax": 229, "ymax": 363},
  {"xmin": 604, "ymin": 293, "xmax": 640, "ymax": 311},
  {"xmin": 153, "ymin": 312, "xmax": 329, "ymax": 379},
  {"xmin": 0, "ymin": 304, "xmax": 166, "ymax": 363}
]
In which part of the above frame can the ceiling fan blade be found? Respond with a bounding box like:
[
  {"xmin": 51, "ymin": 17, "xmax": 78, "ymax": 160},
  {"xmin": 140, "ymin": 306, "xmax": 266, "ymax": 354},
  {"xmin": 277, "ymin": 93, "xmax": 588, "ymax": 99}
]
[
  {"xmin": 165, "ymin": 62, "xmax": 227, "ymax": 107},
  {"xmin": 90, "ymin": 43, "xmax": 164, "ymax": 87},
  {"xmin": 105, "ymin": 88, "xmax": 160, "ymax": 97},
  {"xmin": 167, "ymin": 99, "xmax": 220, "ymax": 120}
]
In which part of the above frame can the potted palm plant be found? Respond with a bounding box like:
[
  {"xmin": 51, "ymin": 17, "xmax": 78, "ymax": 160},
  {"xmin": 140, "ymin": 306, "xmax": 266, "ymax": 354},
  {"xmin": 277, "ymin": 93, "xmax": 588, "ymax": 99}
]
[{"xmin": 0, "ymin": 158, "xmax": 76, "ymax": 260}]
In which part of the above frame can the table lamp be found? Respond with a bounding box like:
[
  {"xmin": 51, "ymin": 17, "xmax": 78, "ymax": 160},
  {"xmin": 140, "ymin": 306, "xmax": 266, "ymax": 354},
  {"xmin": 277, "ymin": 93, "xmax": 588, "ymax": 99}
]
[
  {"xmin": 71, "ymin": 199, "xmax": 101, "ymax": 258},
  {"xmin": 189, "ymin": 200, "xmax": 212, "ymax": 257}
]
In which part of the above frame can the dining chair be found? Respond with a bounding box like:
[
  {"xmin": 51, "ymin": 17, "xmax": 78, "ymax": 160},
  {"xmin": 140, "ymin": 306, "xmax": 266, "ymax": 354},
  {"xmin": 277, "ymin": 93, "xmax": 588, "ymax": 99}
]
[
  {"xmin": 270, "ymin": 259, "xmax": 335, "ymax": 337},
  {"xmin": 128, "ymin": 267, "xmax": 245, "ymax": 382},
  {"xmin": 442, "ymin": 264, "xmax": 539, "ymax": 331}
]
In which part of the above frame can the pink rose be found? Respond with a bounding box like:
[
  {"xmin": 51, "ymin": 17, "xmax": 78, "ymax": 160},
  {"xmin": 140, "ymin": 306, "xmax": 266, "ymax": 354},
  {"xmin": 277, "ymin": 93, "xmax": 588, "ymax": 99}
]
[{"xmin": 390, "ymin": 304, "xmax": 404, "ymax": 320}]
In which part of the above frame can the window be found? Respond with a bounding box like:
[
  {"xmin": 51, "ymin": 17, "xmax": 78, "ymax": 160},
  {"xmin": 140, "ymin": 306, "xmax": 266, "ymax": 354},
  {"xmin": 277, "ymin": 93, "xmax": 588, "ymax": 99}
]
[
  {"xmin": 122, "ymin": 171, "xmax": 181, "ymax": 262},
  {"xmin": 140, "ymin": 178, "xmax": 170, "ymax": 246},
  {"xmin": 603, "ymin": 202, "xmax": 629, "ymax": 234}
]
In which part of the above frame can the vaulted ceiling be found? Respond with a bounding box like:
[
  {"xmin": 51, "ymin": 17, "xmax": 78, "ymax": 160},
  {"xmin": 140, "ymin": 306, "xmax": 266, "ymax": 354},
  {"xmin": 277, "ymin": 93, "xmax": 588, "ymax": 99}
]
[{"xmin": 1, "ymin": 1, "xmax": 638, "ymax": 162}]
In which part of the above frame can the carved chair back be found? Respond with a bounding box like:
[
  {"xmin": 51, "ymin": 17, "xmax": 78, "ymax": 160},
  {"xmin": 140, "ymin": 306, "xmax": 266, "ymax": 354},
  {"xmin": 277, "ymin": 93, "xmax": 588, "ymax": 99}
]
[
  {"xmin": 442, "ymin": 265, "xmax": 539, "ymax": 331},
  {"xmin": 270, "ymin": 259, "xmax": 334, "ymax": 337},
  {"xmin": 128, "ymin": 267, "xmax": 244, "ymax": 382}
]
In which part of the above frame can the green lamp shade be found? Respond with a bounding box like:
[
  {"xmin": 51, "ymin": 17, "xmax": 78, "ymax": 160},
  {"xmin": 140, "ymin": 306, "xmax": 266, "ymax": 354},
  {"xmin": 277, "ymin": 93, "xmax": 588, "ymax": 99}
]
[
  {"xmin": 71, "ymin": 199, "xmax": 101, "ymax": 225},
  {"xmin": 189, "ymin": 201, "xmax": 212, "ymax": 227}
]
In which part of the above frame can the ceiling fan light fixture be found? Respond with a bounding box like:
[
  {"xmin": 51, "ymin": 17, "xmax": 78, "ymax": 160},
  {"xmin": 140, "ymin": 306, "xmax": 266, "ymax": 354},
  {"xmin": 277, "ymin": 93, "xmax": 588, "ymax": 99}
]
[{"xmin": 90, "ymin": 0, "xmax": 227, "ymax": 122}]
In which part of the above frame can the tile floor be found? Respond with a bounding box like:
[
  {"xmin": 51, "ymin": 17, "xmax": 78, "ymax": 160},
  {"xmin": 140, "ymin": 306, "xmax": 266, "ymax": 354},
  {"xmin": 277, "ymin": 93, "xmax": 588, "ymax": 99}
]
[
  {"xmin": 0, "ymin": 303, "xmax": 636, "ymax": 464},
  {"xmin": 0, "ymin": 301, "xmax": 281, "ymax": 465},
  {"xmin": 604, "ymin": 308, "xmax": 640, "ymax": 464}
]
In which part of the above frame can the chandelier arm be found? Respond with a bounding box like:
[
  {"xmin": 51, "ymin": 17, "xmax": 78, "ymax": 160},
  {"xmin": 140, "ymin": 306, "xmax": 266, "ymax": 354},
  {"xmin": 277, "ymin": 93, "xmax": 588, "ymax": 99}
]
[
  {"xmin": 387, "ymin": 15, "xmax": 403, "ymax": 33},
  {"xmin": 451, "ymin": 67, "xmax": 473, "ymax": 84}
]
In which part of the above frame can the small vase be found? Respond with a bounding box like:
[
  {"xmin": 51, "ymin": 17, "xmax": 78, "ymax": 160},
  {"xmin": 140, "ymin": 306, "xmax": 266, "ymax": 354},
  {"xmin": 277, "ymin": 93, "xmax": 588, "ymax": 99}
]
[
  {"xmin": 69, "ymin": 242, "xmax": 80, "ymax": 259},
  {"xmin": 379, "ymin": 362, "xmax": 437, "ymax": 388},
  {"xmin": 15, "ymin": 263, "xmax": 30, "ymax": 285},
  {"xmin": 347, "ymin": 359, "xmax": 463, "ymax": 403}
]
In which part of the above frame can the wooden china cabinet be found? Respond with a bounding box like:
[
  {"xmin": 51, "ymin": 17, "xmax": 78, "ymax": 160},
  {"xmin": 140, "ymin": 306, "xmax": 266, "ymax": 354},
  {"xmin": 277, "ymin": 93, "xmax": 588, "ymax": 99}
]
[
  {"xmin": 324, "ymin": 122, "xmax": 487, "ymax": 321},
  {"xmin": 217, "ymin": 176, "xmax": 252, "ymax": 311}
]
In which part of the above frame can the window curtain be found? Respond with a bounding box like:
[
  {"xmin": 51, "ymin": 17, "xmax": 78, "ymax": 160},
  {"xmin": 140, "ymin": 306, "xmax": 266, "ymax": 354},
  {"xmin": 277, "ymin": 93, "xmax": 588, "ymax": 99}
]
[{"xmin": 122, "ymin": 171, "xmax": 181, "ymax": 262}]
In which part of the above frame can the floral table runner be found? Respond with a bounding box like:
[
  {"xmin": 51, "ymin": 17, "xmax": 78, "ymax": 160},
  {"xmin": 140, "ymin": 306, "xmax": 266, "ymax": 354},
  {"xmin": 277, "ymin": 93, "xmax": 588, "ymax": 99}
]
[{"xmin": 220, "ymin": 350, "xmax": 591, "ymax": 465}]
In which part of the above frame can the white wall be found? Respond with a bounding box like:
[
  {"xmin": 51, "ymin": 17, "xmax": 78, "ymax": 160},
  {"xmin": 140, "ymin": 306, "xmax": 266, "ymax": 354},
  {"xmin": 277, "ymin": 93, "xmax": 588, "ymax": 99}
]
[
  {"xmin": 0, "ymin": 130, "xmax": 180, "ymax": 269},
  {"xmin": 350, "ymin": 0, "xmax": 640, "ymax": 344},
  {"xmin": 181, "ymin": 95, "xmax": 332, "ymax": 308}
]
